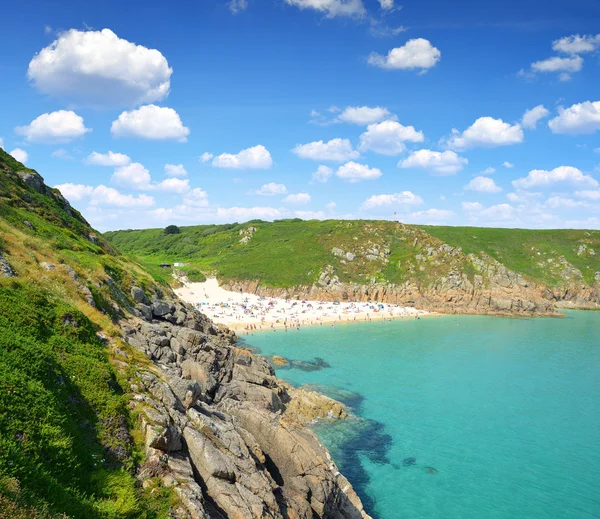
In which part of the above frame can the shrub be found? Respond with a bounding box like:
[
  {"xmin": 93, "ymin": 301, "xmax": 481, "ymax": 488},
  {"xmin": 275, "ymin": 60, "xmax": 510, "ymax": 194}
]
[{"xmin": 163, "ymin": 225, "xmax": 181, "ymax": 235}]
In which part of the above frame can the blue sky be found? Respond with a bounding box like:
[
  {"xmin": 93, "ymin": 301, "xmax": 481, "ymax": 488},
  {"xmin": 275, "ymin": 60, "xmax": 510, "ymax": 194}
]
[{"xmin": 1, "ymin": 0, "xmax": 600, "ymax": 231}]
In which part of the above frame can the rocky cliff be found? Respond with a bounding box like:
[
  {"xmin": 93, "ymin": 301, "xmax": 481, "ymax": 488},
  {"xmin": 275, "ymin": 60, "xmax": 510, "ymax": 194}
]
[{"xmin": 122, "ymin": 290, "xmax": 371, "ymax": 519}]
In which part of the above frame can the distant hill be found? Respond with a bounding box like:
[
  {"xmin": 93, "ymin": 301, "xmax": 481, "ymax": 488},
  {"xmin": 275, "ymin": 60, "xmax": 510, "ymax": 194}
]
[{"xmin": 105, "ymin": 219, "xmax": 600, "ymax": 315}]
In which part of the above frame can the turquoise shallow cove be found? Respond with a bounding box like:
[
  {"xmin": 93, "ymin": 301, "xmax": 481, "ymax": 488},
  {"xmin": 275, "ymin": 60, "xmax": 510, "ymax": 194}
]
[{"xmin": 243, "ymin": 312, "xmax": 600, "ymax": 519}]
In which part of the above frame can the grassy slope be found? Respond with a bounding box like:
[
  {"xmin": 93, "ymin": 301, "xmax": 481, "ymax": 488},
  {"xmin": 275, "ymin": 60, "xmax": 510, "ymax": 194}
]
[
  {"xmin": 105, "ymin": 220, "xmax": 600, "ymax": 290},
  {"xmin": 0, "ymin": 148, "xmax": 174, "ymax": 519}
]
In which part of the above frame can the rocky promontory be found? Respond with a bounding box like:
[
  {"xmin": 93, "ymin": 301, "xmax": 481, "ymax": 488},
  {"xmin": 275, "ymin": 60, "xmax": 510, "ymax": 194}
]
[{"xmin": 122, "ymin": 288, "xmax": 372, "ymax": 519}]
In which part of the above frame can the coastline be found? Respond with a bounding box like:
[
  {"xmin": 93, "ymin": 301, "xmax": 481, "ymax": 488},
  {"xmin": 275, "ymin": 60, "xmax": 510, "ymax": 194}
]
[{"xmin": 174, "ymin": 278, "xmax": 434, "ymax": 334}]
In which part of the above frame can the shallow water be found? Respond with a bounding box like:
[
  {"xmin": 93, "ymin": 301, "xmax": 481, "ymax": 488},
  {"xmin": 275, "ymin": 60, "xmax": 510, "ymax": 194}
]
[{"xmin": 244, "ymin": 312, "xmax": 600, "ymax": 519}]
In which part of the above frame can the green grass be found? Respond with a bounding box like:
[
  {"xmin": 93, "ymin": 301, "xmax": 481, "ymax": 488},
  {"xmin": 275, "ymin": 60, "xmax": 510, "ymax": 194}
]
[{"xmin": 105, "ymin": 220, "xmax": 600, "ymax": 291}]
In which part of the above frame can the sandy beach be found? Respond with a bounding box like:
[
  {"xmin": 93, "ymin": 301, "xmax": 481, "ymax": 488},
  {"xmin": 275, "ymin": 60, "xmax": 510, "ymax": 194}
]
[{"xmin": 175, "ymin": 278, "xmax": 429, "ymax": 333}]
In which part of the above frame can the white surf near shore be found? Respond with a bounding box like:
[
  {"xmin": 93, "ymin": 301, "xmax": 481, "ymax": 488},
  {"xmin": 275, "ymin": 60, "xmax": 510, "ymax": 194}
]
[{"xmin": 175, "ymin": 278, "xmax": 428, "ymax": 332}]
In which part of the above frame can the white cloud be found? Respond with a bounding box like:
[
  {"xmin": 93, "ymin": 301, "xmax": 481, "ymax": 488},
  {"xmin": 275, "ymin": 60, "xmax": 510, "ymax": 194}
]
[
  {"xmin": 85, "ymin": 151, "xmax": 131, "ymax": 166},
  {"xmin": 90, "ymin": 185, "xmax": 155, "ymax": 208},
  {"xmin": 506, "ymin": 190, "xmax": 543, "ymax": 203},
  {"xmin": 336, "ymin": 161, "xmax": 382, "ymax": 182},
  {"xmin": 575, "ymin": 189, "xmax": 600, "ymax": 201},
  {"xmin": 228, "ymin": 0, "xmax": 248, "ymax": 14},
  {"xmin": 361, "ymin": 191, "xmax": 423, "ymax": 209},
  {"xmin": 480, "ymin": 167, "xmax": 496, "ymax": 175},
  {"xmin": 337, "ymin": 106, "xmax": 392, "ymax": 125},
  {"xmin": 199, "ymin": 152, "xmax": 214, "ymax": 163},
  {"xmin": 292, "ymin": 138, "xmax": 359, "ymax": 162},
  {"xmin": 283, "ymin": 0, "xmax": 366, "ymax": 18},
  {"xmin": 512, "ymin": 166, "xmax": 599, "ymax": 189},
  {"xmin": 552, "ymin": 34, "xmax": 600, "ymax": 54},
  {"xmin": 463, "ymin": 202, "xmax": 515, "ymax": 221},
  {"xmin": 15, "ymin": 110, "xmax": 91, "ymax": 143},
  {"xmin": 503, "ymin": 161, "xmax": 514, "ymax": 168},
  {"xmin": 521, "ymin": 105, "xmax": 550, "ymax": 130},
  {"xmin": 111, "ymin": 105, "xmax": 190, "ymax": 142},
  {"xmin": 111, "ymin": 162, "xmax": 152, "ymax": 190},
  {"xmin": 0, "ymin": 138, "xmax": 3, "ymax": 149},
  {"xmin": 217, "ymin": 206, "xmax": 281, "ymax": 220},
  {"xmin": 164, "ymin": 164, "xmax": 187, "ymax": 177},
  {"xmin": 155, "ymin": 178, "xmax": 190, "ymax": 194},
  {"xmin": 465, "ymin": 176, "xmax": 502, "ymax": 193},
  {"xmin": 399, "ymin": 149, "xmax": 467, "ymax": 175},
  {"xmin": 405, "ymin": 208, "xmax": 454, "ymax": 223},
  {"xmin": 255, "ymin": 182, "xmax": 288, "ymax": 196},
  {"xmin": 9, "ymin": 149, "xmax": 28, "ymax": 164},
  {"xmin": 594, "ymin": 148, "xmax": 600, "ymax": 153},
  {"xmin": 368, "ymin": 39, "xmax": 441, "ymax": 71},
  {"xmin": 283, "ymin": 192, "xmax": 311, "ymax": 204},
  {"xmin": 544, "ymin": 196, "xmax": 589, "ymax": 209},
  {"xmin": 311, "ymin": 165, "xmax": 334, "ymax": 183},
  {"xmin": 51, "ymin": 148, "xmax": 73, "ymax": 160},
  {"xmin": 54, "ymin": 183, "xmax": 94, "ymax": 201},
  {"xmin": 531, "ymin": 55, "xmax": 583, "ymax": 76},
  {"xmin": 445, "ymin": 117, "xmax": 524, "ymax": 150},
  {"xmin": 548, "ymin": 101, "xmax": 600, "ymax": 134},
  {"xmin": 212, "ymin": 145, "xmax": 273, "ymax": 169},
  {"xmin": 378, "ymin": 0, "xmax": 394, "ymax": 9},
  {"xmin": 183, "ymin": 188, "xmax": 210, "ymax": 207},
  {"xmin": 28, "ymin": 28, "xmax": 172, "ymax": 107},
  {"xmin": 326, "ymin": 201, "xmax": 337, "ymax": 212},
  {"xmin": 359, "ymin": 120, "xmax": 424, "ymax": 155}
]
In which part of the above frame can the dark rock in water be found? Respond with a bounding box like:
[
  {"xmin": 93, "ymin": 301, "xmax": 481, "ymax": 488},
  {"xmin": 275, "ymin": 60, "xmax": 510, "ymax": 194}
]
[
  {"xmin": 423, "ymin": 466, "xmax": 438, "ymax": 475},
  {"xmin": 289, "ymin": 357, "xmax": 331, "ymax": 371},
  {"xmin": 402, "ymin": 457, "xmax": 416, "ymax": 466}
]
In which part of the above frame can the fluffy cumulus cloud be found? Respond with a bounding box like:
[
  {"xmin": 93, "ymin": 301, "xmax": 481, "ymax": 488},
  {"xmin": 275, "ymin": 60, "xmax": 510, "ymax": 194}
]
[
  {"xmin": 27, "ymin": 29, "xmax": 172, "ymax": 107},
  {"xmin": 85, "ymin": 151, "xmax": 131, "ymax": 166},
  {"xmin": 521, "ymin": 105, "xmax": 550, "ymax": 130},
  {"xmin": 368, "ymin": 39, "xmax": 441, "ymax": 71},
  {"xmin": 283, "ymin": 192, "xmax": 311, "ymax": 204},
  {"xmin": 90, "ymin": 185, "xmax": 155, "ymax": 208},
  {"xmin": 337, "ymin": 106, "xmax": 392, "ymax": 125},
  {"xmin": 9, "ymin": 149, "xmax": 28, "ymax": 164},
  {"xmin": 361, "ymin": 191, "xmax": 423, "ymax": 209},
  {"xmin": 503, "ymin": 161, "xmax": 514, "ymax": 168},
  {"xmin": 548, "ymin": 101, "xmax": 600, "ymax": 134},
  {"xmin": 199, "ymin": 152, "xmax": 214, "ymax": 163},
  {"xmin": 465, "ymin": 176, "xmax": 502, "ymax": 193},
  {"xmin": 54, "ymin": 183, "xmax": 94, "ymax": 201},
  {"xmin": 378, "ymin": 0, "xmax": 394, "ymax": 9},
  {"xmin": 445, "ymin": 117, "xmax": 524, "ymax": 150},
  {"xmin": 55, "ymin": 183, "xmax": 154, "ymax": 208},
  {"xmin": 111, "ymin": 105, "xmax": 190, "ymax": 142},
  {"xmin": 463, "ymin": 202, "xmax": 516, "ymax": 221},
  {"xmin": 183, "ymin": 188, "xmax": 209, "ymax": 207},
  {"xmin": 531, "ymin": 55, "xmax": 583, "ymax": 79},
  {"xmin": 399, "ymin": 149, "xmax": 467, "ymax": 175},
  {"xmin": 212, "ymin": 145, "xmax": 273, "ymax": 169},
  {"xmin": 283, "ymin": 0, "xmax": 366, "ymax": 18},
  {"xmin": 575, "ymin": 189, "xmax": 600, "ymax": 200},
  {"xmin": 480, "ymin": 167, "xmax": 496, "ymax": 175},
  {"xmin": 0, "ymin": 138, "xmax": 4, "ymax": 149},
  {"xmin": 255, "ymin": 182, "xmax": 288, "ymax": 195},
  {"xmin": 311, "ymin": 165, "xmax": 333, "ymax": 183},
  {"xmin": 155, "ymin": 178, "xmax": 190, "ymax": 194},
  {"xmin": 552, "ymin": 34, "xmax": 600, "ymax": 54},
  {"xmin": 359, "ymin": 120, "xmax": 424, "ymax": 155},
  {"xmin": 164, "ymin": 164, "xmax": 187, "ymax": 177},
  {"xmin": 405, "ymin": 208, "xmax": 454, "ymax": 223},
  {"xmin": 292, "ymin": 138, "xmax": 359, "ymax": 162},
  {"xmin": 512, "ymin": 166, "xmax": 599, "ymax": 190},
  {"xmin": 217, "ymin": 206, "xmax": 281, "ymax": 220},
  {"xmin": 111, "ymin": 162, "xmax": 152, "ymax": 190},
  {"xmin": 336, "ymin": 161, "xmax": 382, "ymax": 182},
  {"xmin": 16, "ymin": 110, "xmax": 90, "ymax": 143}
]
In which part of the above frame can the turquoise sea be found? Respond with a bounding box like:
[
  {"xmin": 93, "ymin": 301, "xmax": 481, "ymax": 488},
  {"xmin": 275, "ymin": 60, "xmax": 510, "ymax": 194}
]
[{"xmin": 243, "ymin": 311, "xmax": 600, "ymax": 519}]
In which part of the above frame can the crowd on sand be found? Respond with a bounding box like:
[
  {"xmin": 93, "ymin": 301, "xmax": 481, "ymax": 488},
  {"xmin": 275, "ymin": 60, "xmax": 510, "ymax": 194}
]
[{"xmin": 175, "ymin": 278, "xmax": 429, "ymax": 334}]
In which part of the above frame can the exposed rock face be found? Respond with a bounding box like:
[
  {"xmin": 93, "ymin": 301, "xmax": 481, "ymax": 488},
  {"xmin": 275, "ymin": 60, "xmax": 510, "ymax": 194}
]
[
  {"xmin": 123, "ymin": 297, "xmax": 371, "ymax": 519},
  {"xmin": 0, "ymin": 253, "xmax": 15, "ymax": 277}
]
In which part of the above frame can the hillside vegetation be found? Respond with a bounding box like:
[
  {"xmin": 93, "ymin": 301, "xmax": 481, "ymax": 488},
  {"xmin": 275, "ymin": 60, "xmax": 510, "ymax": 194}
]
[
  {"xmin": 105, "ymin": 219, "xmax": 600, "ymax": 291},
  {"xmin": 0, "ymin": 148, "xmax": 175, "ymax": 518}
]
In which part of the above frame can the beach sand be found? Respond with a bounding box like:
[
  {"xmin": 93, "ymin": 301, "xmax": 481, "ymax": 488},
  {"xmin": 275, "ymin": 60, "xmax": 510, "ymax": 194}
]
[{"xmin": 175, "ymin": 278, "xmax": 429, "ymax": 334}]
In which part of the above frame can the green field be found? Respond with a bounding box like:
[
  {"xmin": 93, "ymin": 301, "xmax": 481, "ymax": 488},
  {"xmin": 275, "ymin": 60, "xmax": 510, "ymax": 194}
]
[{"xmin": 105, "ymin": 220, "xmax": 600, "ymax": 290}]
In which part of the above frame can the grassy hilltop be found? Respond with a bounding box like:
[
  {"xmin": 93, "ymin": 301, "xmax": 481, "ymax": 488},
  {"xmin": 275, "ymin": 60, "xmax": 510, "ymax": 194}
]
[
  {"xmin": 105, "ymin": 219, "xmax": 600, "ymax": 291},
  {"xmin": 0, "ymin": 148, "xmax": 176, "ymax": 518}
]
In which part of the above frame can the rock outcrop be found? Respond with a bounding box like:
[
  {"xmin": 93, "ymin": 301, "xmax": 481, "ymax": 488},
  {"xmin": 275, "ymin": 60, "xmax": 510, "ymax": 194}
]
[{"xmin": 122, "ymin": 288, "xmax": 371, "ymax": 519}]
